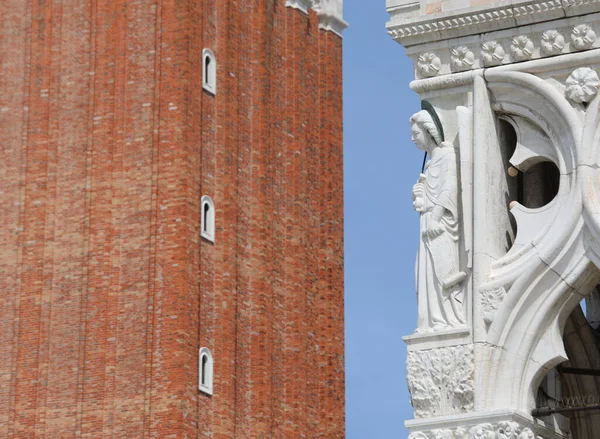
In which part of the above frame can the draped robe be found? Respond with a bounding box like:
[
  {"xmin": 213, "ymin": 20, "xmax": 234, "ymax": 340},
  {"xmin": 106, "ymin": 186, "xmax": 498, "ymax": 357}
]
[{"xmin": 414, "ymin": 144, "xmax": 465, "ymax": 331}]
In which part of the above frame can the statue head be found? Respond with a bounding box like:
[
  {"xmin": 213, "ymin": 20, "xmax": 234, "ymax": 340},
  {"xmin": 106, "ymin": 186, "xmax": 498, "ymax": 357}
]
[{"xmin": 410, "ymin": 110, "xmax": 442, "ymax": 153}]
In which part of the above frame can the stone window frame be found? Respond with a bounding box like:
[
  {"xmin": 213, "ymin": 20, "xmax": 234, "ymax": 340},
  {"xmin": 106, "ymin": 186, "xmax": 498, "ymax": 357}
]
[
  {"xmin": 202, "ymin": 48, "xmax": 217, "ymax": 95},
  {"xmin": 201, "ymin": 195, "xmax": 215, "ymax": 243},
  {"xmin": 199, "ymin": 347, "xmax": 214, "ymax": 395}
]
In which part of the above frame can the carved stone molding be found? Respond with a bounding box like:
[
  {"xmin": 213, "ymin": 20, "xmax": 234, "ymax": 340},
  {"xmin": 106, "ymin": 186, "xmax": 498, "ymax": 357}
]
[
  {"xmin": 401, "ymin": 13, "xmax": 600, "ymax": 78},
  {"xmin": 408, "ymin": 421, "xmax": 546, "ymax": 439},
  {"xmin": 387, "ymin": 0, "xmax": 600, "ymax": 46},
  {"xmin": 406, "ymin": 345, "xmax": 474, "ymax": 418}
]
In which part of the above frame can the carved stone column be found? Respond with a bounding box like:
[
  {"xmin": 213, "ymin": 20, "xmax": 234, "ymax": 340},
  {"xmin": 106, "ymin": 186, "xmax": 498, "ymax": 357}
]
[{"xmin": 389, "ymin": 1, "xmax": 600, "ymax": 438}]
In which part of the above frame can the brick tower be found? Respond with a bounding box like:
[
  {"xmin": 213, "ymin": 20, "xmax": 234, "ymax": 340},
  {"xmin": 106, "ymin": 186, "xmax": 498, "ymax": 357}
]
[{"xmin": 0, "ymin": 0, "xmax": 346, "ymax": 437}]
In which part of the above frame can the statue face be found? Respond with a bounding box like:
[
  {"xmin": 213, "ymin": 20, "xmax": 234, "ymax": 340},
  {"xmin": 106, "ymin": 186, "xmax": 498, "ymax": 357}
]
[{"xmin": 411, "ymin": 122, "xmax": 428, "ymax": 152}]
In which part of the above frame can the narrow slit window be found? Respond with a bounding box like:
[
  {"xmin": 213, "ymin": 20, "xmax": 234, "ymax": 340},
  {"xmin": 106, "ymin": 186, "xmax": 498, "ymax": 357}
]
[
  {"xmin": 203, "ymin": 203, "xmax": 210, "ymax": 233},
  {"xmin": 202, "ymin": 49, "xmax": 216, "ymax": 95},
  {"xmin": 201, "ymin": 355, "xmax": 208, "ymax": 385},
  {"xmin": 201, "ymin": 195, "xmax": 215, "ymax": 243},
  {"xmin": 205, "ymin": 57, "xmax": 211, "ymax": 82},
  {"xmin": 199, "ymin": 347, "xmax": 213, "ymax": 395}
]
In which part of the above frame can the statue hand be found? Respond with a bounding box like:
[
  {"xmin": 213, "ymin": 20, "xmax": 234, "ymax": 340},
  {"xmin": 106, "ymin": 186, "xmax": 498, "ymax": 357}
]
[
  {"xmin": 425, "ymin": 220, "xmax": 445, "ymax": 239},
  {"xmin": 413, "ymin": 175, "xmax": 427, "ymax": 212},
  {"xmin": 413, "ymin": 197, "xmax": 425, "ymax": 212},
  {"xmin": 412, "ymin": 182, "xmax": 425, "ymax": 200}
]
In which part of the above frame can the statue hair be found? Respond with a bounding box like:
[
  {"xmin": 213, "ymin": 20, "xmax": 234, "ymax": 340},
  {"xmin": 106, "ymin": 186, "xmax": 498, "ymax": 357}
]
[{"xmin": 410, "ymin": 110, "xmax": 442, "ymax": 146}]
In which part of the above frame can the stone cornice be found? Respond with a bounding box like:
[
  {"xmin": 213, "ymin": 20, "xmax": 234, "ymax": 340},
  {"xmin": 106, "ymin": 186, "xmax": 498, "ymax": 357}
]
[
  {"xmin": 387, "ymin": 0, "xmax": 600, "ymax": 47},
  {"xmin": 315, "ymin": 9, "xmax": 349, "ymax": 37},
  {"xmin": 285, "ymin": 0, "xmax": 348, "ymax": 36},
  {"xmin": 286, "ymin": 0, "xmax": 312, "ymax": 14}
]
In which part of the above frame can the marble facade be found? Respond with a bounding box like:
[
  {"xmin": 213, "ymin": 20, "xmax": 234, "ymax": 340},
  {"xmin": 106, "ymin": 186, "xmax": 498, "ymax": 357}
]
[{"xmin": 389, "ymin": 1, "xmax": 600, "ymax": 438}]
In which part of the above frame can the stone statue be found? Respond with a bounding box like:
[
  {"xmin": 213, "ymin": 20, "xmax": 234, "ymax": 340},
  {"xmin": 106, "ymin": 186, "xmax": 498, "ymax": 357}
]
[{"xmin": 410, "ymin": 110, "xmax": 466, "ymax": 332}]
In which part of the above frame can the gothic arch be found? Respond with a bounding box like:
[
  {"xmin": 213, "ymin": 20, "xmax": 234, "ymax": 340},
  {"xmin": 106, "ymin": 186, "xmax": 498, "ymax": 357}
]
[{"xmin": 475, "ymin": 69, "xmax": 600, "ymax": 419}]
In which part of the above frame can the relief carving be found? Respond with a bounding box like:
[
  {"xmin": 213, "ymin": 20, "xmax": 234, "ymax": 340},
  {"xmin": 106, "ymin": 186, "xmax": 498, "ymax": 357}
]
[
  {"xmin": 481, "ymin": 41, "xmax": 505, "ymax": 67},
  {"xmin": 510, "ymin": 36, "xmax": 534, "ymax": 62},
  {"xmin": 408, "ymin": 422, "xmax": 544, "ymax": 439},
  {"xmin": 480, "ymin": 287, "xmax": 507, "ymax": 329},
  {"xmin": 541, "ymin": 30, "xmax": 565, "ymax": 56},
  {"xmin": 418, "ymin": 53, "xmax": 442, "ymax": 78},
  {"xmin": 565, "ymin": 67, "xmax": 600, "ymax": 104},
  {"xmin": 432, "ymin": 430, "xmax": 455, "ymax": 439},
  {"xmin": 451, "ymin": 46, "xmax": 475, "ymax": 72},
  {"xmin": 411, "ymin": 110, "xmax": 467, "ymax": 332},
  {"xmin": 406, "ymin": 345, "xmax": 474, "ymax": 418},
  {"xmin": 571, "ymin": 24, "xmax": 596, "ymax": 50}
]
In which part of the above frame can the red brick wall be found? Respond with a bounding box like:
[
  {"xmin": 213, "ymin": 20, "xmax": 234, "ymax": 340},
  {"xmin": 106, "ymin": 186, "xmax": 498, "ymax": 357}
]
[{"xmin": 0, "ymin": 0, "xmax": 344, "ymax": 437}]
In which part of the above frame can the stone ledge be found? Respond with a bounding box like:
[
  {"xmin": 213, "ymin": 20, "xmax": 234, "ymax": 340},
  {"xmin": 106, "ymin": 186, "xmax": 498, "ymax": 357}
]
[
  {"xmin": 387, "ymin": 0, "xmax": 600, "ymax": 47},
  {"xmin": 285, "ymin": 0, "xmax": 348, "ymax": 36}
]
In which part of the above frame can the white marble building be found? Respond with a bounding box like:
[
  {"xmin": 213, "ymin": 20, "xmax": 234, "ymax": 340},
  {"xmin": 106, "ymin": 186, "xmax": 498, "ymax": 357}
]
[{"xmin": 389, "ymin": 1, "xmax": 600, "ymax": 438}]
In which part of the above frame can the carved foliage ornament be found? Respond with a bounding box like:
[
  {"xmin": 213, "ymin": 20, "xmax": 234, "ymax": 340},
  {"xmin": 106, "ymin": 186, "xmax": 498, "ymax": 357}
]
[
  {"xmin": 408, "ymin": 422, "xmax": 545, "ymax": 439},
  {"xmin": 451, "ymin": 46, "xmax": 475, "ymax": 72},
  {"xmin": 418, "ymin": 52, "xmax": 442, "ymax": 77},
  {"xmin": 565, "ymin": 67, "xmax": 600, "ymax": 104},
  {"xmin": 571, "ymin": 24, "xmax": 596, "ymax": 50},
  {"xmin": 481, "ymin": 41, "xmax": 505, "ymax": 67},
  {"xmin": 541, "ymin": 30, "xmax": 564, "ymax": 56},
  {"xmin": 510, "ymin": 35, "xmax": 534, "ymax": 62},
  {"xmin": 480, "ymin": 287, "xmax": 507, "ymax": 329},
  {"xmin": 406, "ymin": 345, "xmax": 474, "ymax": 418}
]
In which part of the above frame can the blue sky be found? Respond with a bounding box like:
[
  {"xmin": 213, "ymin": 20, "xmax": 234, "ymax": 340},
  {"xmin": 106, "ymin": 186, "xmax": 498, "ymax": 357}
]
[{"xmin": 343, "ymin": 1, "xmax": 421, "ymax": 437}]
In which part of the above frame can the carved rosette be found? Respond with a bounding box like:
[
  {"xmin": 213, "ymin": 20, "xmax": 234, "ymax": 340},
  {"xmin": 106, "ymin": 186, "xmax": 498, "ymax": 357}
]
[
  {"xmin": 406, "ymin": 345, "xmax": 474, "ymax": 418},
  {"xmin": 418, "ymin": 52, "xmax": 442, "ymax": 77},
  {"xmin": 541, "ymin": 30, "xmax": 565, "ymax": 56},
  {"xmin": 408, "ymin": 422, "xmax": 545, "ymax": 439},
  {"xmin": 510, "ymin": 36, "xmax": 534, "ymax": 62},
  {"xmin": 481, "ymin": 41, "xmax": 505, "ymax": 67},
  {"xmin": 451, "ymin": 46, "xmax": 475, "ymax": 72},
  {"xmin": 480, "ymin": 287, "xmax": 507, "ymax": 329},
  {"xmin": 565, "ymin": 67, "xmax": 600, "ymax": 104},
  {"xmin": 571, "ymin": 24, "xmax": 596, "ymax": 50}
]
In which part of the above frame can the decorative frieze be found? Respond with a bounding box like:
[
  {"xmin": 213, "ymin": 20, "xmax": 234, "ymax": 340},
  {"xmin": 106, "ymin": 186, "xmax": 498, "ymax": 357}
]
[
  {"xmin": 406, "ymin": 345, "xmax": 474, "ymax": 418},
  {"xmin": 404, "ymin": 19, "xmax": 600, "ymax": 78},
  {"xmin": 387, "ymin": 0, "xmax": 600, "ymax": 46},
  {"xmin": 408, "ymin": 421, "xmax": 545, "ymax": 439}
]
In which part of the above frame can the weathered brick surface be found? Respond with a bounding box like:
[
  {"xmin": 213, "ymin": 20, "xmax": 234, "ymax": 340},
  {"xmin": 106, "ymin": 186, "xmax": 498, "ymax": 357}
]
[{"xmin": 0, "ymin": 1, "xmax": 344, "ymax": 437}]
